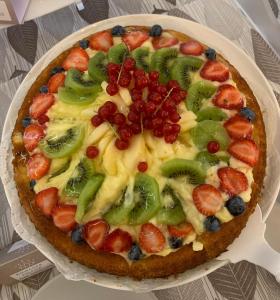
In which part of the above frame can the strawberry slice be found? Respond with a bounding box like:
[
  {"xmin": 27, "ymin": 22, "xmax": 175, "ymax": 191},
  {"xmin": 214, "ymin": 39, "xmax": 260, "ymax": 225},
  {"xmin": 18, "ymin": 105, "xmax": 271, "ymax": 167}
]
[
  {"xmin": 89, "ymin": 31, "xmax": 113, "ymax": 52},
  {"xmin": 180, "ymin": 40, "xmax": 204, "ymax": 56},
  {"xmin": 152, "ymin": 36, "xmax": 179, "ymax": 50},
  {"xmin": 84, "ymin": 219, "xmax": 109, "ymax": 250},
  {"xmin": 35, "ymin": 187, "xmax": 59, "ymax": 217},
  {"xmin": 52, "ymin": 205, "xmax": 77, "ymax": 232},
  {"xmin": 122, "ymin": 30, "xmax": 149, "ymax": 50},
  {"xmin": 200, "ymin": 60, "xmax": 229, "ymax": 82},
  {"xmin": 168, "ymin": 222, "xmax": 194, "ymax": 238},
  {"xmin": 139, "ymin": 223, "xmax": 165, "ymax": 253},
  {"xmin": 62, "ymin": 47, "xmax": 89, "ymax": 71},
  {"xmin": 27, "ymin": 153, "xmax": 50, "ymax": 180},
  {"xmin": 224, "ymin": 115, "xmax": 253, "ymax": 139},
  {"xmin": 218, "ymin": 167, "xmax": 248, "ymax": 195},
  {"xmin": 23, "ymin": 124, "xmax": 45, "ymax": 152},
  {"xmin": 47, "ymin": 73, "xmax": 66, "ymax": 93},
  {"xmin": 29, "ymin": 93, "xmax": 55, "ymax": 119},
  {"xmin": 228, "ymin": 139, "xmax": 259, "ymax": 167},
  {"xmin": 102, "ymin": 229, "xmax": 132, "ymax": 253},
  {"xmin": 213, "ymin": 84, "xmax": 244, "ymax": 110},
  {"xmin": 193, "ymin": 184, "xmax": 223, "ymax": 216}
]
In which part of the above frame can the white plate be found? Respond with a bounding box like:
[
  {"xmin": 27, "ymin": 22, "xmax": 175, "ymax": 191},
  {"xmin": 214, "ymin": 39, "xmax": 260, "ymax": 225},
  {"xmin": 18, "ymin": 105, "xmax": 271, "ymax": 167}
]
[{"xmin": 1, "ymin": 14, "xmax": 280, "ymax": 292}]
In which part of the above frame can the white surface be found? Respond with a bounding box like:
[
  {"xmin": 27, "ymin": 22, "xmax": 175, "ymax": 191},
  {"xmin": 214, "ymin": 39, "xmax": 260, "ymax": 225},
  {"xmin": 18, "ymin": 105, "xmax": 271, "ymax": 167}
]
[
  {"xmin": 31, "ymin": 275, "xmax": 158, "ymax": 300},
  {"xmin": 1, "ymin": 14, "xmax": 280, "ymax": 292}
]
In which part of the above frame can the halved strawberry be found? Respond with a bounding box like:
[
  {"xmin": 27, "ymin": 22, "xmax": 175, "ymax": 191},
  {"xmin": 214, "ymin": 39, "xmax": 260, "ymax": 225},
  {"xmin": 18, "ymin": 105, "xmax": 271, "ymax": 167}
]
[
  {"xmin": 218, "ymin": 167, "xmax": 248, "ymax": 195},
  {"xmin": 84, "ymin": 219, "xmax": 109, "ymax": 250},
  {"xmin": 102, "ymin": 229, "xmax": 132, "ymax": 253},
  {"xmin": 52, "ymin": 205, "xmax": 77, "ymax": 232},
  {"xmin": 29, "ymin": 93, "xmax": 55, "ymax": 119},
  {"xmin": 193, "ymin": 184, "xmax": 223, "ymax": 216},
  {"xmin": 180, "ymin": 40, "xmax": 204, "ymax": 56},
  {"xmin": 152, "ymin": 36, "xmax": 178, "ymax": 50},
  {"xmin": 27, "ymin": 153, "xmax": 50, "ymax": 180},
  {"xmin": 89, "ymin": 31, "xmax": 113, "ymax": 52},
  {"xmin": 213, "ymin": 84, "xmax": 244, "ymax": 110},
  {"xmin": 200, "ymin": 60, "xmax": 229, "ymax": 82},
  {"xmin": 139, "ymin": 223, "xmax": 165, "ymax": 253},
  {"xmin": 122, "ymin": 30, "xmax": 149, "ymax": 50},
  {"xmin": 23, "ymin": 124, "xmax": 45, "ymax": 152},
  {"xmin": 62, "ymin": 47, "xmax": 89, "ymax": 71},
  {"xmin": 35, "ymin": 187, "xmax": 59, "ymax": 217},
  {"xmin": 47, "ymin": 73, "xmax": 66, "ymax": 93},
  {"xmin": 228, "ymin": 139, "xmax": 259, "ymax": 167},
  {"xmin": 224, "ymin": 115, "xmax": 253, "ymax": 139},
  {"xmin": 168, "ymin": 222, "xmax": 194, "ymax": 238}
]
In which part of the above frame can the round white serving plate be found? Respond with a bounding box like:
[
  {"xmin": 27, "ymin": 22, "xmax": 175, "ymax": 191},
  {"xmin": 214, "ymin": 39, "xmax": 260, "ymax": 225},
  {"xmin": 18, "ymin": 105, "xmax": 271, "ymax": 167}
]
[{"xmin": 1, "ymin": 14, "xmax": 280, "ymax": 292}]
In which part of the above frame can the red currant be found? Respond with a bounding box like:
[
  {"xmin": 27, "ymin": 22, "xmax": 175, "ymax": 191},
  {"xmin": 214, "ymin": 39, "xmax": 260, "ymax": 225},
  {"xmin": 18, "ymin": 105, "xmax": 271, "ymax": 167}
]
[
  {"xmin": 162, "ymin": 99, "xmax": 176, "ymax": 111},
  {"xmin": 149, "ymin": 71, "xmax": 159, "ymax": 81},
  {"xmin": 179, "ymin": 90, "xmax": 187, "ymax": 99},
  {"xmin": 137, "ymin": 161, "xmax": 148, "ymax": 172},
  {"xmin": 145, "ymin": 102, "xmax": 157, "ymax": 115},
  {"xmin": 106, "ymin": 83, "xmax": 119, "ymax": 96},
  {"xmin": 148, "ymin": 92, "xmax": 162, "ymax": 104},
  {"xmin": 157, "ymin": 84, "xmax": 167, "ymax": 95},
  {"xmin": 115, "ymin": 139, "xmax": 129, "ymax": 150},
  {"xmin": 113, "ymin": 113, "xmax": 126, "ymax": 126},
  {"xmin": 167, "ymin": 80, "xmax": 180, "ymax": 91},
  {"xmin": 107, "ymin": 63, "xmax": 120, "ymax": 74},
  {"xmin": 123, "ymin": 57, "xmax": 136, "ymax": 71},
  {"xmin": 133, "ymin": 100, "xmax": 145, "ymax": 113},
  {"xmin": 163, "ymin": 122, "xmax": 173, "ymax": 135},
  {"xmin": 135, "ymin": 76, "xmax": 148, "ymax": 89},
  {"xmin": 131, "ymin": 89, "xmax": 142, "ymax": 102},
  {"xmin": 172, "ymin": 124, "xmax": 181, "ymax": 134},
  {"xmin": 164, "ymin": 134, "xmax": 177, "ymax": 144},
  {"xmin": 153, "ymin": 128, "xmax": 164, "ymax": 137},
  {"xmin": 171, "ymin": 92, "xmax": 183, "ymax": 104},
  {"xmin": 148, "ymin": 80, "xmax": 159, "ymax": 92},
  {"xmin": 133, "ymin": 69, "xmax": 145, "ymax": 78},
  {"xmin": 37, "ymin": 114, "xmax": 49, "ymax": 125},
  {"xmin": 98, "ymin": 106, "xmax": 111, "ymax": 120},
  {"xmin": 91, "ymin": 115, "xmax": 103, "ymax": 127},
  {"xmin": 119, "ymin": 127, "xmax": 132, "ymax": 141},
  {"xmin": 109, "ymin": 73, "xmax": 118, "ymax": 83},
  {"xmin": 157, "ymin": 109, "xmax": 169, "ymax": 119},
  {"xmin": 86, "ymin": 146, "xmax": 99, "ymax": 159},
  {"xmin": 130, "ymin": 123, "xmax": 142, "ymax": 134},
  {"xmin": 104, "ymin": 101, "xmax": 117, "ymax": 114},
  {"xmin": 169, "ymin": 111, "xmax": 181, "ymax": 123},
  {"xmin": 207, "ymin": 141, "xmax": 220, "ymax": 153},
  {"xmin": 128, "ymin": 111, "xmax": 140, "ymax": 123},
  {"xmin": 143, "ymin": 118, "xmax": 153, "ymax": 130},
  {"xmin": 152, "ymin": 117, "xmax": 164, "ymax": 128}
]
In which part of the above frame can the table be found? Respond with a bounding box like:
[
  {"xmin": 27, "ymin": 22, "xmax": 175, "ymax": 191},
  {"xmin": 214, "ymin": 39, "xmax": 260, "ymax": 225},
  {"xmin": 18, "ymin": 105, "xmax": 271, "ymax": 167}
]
[{"xmin": 0, "ymin": 0, "xmax": 280, "ymax": 299}]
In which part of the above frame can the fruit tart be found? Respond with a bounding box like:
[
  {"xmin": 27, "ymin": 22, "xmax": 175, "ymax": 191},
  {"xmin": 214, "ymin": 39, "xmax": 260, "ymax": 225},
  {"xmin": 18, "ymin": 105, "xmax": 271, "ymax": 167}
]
[{"xmin": 12, "ymin": 24, "xmax": 266, "ymax": 279}]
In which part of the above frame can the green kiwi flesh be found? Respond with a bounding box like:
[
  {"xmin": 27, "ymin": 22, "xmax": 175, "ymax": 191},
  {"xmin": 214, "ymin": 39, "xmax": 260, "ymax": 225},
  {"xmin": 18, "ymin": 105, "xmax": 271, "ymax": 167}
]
[
  {"xmin": 108, "ymin": 43, "xmax": 128, "ymax": 64},
  {"xmin": 88, "ymin": 51, "xmax": 108, "ymax": 82},
  {"xmin": 131, "ymin": 47, "xmax": 151, "ymax": 72},
  {"xmin": 196, "ymin": 107, "xmax": 227, "ymax": 121}
]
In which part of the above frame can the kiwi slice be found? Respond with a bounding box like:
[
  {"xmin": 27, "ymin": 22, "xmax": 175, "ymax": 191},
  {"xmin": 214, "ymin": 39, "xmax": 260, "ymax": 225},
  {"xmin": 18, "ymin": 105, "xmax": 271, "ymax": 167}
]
[
  {"xmin": 129, "ymin": 173, "xmax": 161, "ymax": 225},
  {"xmin": 186, "ymin": 81, "xmax": 217, "ymax": 113},
  {"xmin": 48, "ymin": 158, "xmax": 70, "ymax": 180},
  {"xmin": 156, "ymin": 185, "xmax": 186, "ymax": 225},
  {"xmin": 88, "ymin": 51, "xmax": 108, "ymax": 82},
  {"xmin": 161, "ymin": 159, "xmax": 206, "ymax": 185},
  {"xmin": 196, "ymin": 151, "xmax": 229, "ymax": 168},
  {"xmin": 150, "ymin": 48, "xmax": 178, "ymax": 84},
  {"xmin": 58, "ymin": 86, "xmax": 101, "ymax": 106},
  {"xmin": 40, "ymin": 125, "xmax": 85, "ymax": 158},
  {"xmin": 131, "ymin": 47, "xmax": 150, "ymax": 72},
  {"xmin": 190, "ymin": 120, "xmax": 230, "ymax": 150},
  {"xmin": 76, "ymin": 174, "xmax": 104, "ymax": 222},
  {"xmin": 196, "ymin": 107, "xmax": 227, "ymax": 122},
  {"xmin": 108, "ymin": 43, "xmax": 128, "ymax": 64},
  {"xmin": 64, "ymin": 158, "xmax": 95, "ymax": 197}
]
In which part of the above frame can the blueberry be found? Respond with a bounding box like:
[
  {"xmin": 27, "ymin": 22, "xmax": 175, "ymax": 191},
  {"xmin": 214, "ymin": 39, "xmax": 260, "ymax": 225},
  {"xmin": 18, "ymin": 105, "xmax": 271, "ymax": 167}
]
[
  {"xmin": 39, "ymin": 85, "xmax": 48, "ymax": 93},
  {"xmin": 51, "ymin": 66, "xmax": 65, "ymax": 75},
  {"xmin": 79, "ymin": 39, "xmax": 89, "ymax": 49},
  {"xmin": 71, "ymin": 226, "xmax": 84, "ymax": 244},
  {"xmin": 240, "ymin": 107, "xmax": 256, "ymax": 122},
  {"xmin": 128, "ymin": 243, "xmax": 143, "ymax": 261},
  {"xmin": 205, "ymin": 48, "xmax": 216, "ymax": 60},
  {"xmin": 226, "ymin": 196, "xmax": 245, "ymax": 216},
  {"xmin": 204, "ymin": 216, "xmax": 221, "ymax": 232},
  {"xmin": 29, "ymin": 180, "xmax": 36, "ymax": 189},
  {"xmin": 168, "ymin": 236, "xmax": 183, "ymax": 249},
  {"xmin": 22, "ymin": 117, "xmax": 31, "ymax": 128},
  {"xmin": 149, "ymin": 24, "xmax": 162, "ymax": 37},
  {"xmin": 111, "ymin": 25, "xmax": 125, "ymax": 36}
]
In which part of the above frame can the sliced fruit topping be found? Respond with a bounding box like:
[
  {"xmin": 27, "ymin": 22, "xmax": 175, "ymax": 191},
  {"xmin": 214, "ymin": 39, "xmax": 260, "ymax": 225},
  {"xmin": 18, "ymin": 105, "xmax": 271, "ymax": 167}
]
[
  {"xmin": 47, "ymin": 72, "xmax": 65, "ymax": 93},
  {"xmin": 228, "ymin": 139, "xmax": 259, "ymax": 167},
  {"xmin": 112, "ymin": 25, "xmax": 125, "ymax": 36},
  {"xmin": 108, "ymin": 43, "xmax": 128, "ymax": 64},
  {"xmin": 240, "ymin": 107, "xmax": 256, "ymax": 122},
  {"xmin": 200, "ymin": 60, "xmax": 229, "ymax": 82},
  {"xmin": 79, "ymin": 39, "xmax": 89, "ymax": 49},
  {"xmin": 137, "ymin": 161, "xmax": 148, "ymax": 173},
  {"xmin": 180, "ymin": 40, "xmax": 204, "ymax": 56},
  {"xmin": 88, "ymin": 51, "xmax": 108, "ymax": 83},
  {"xmin": 213, "ymin": 84, "xmax": 244, "ymax": 110},
  {"xmin": 122, "ymin": 30, "xmax": 149, "ymax": 50},
  {"xmin": 103, "ymin": 229, "xmax": 133, "ymax": 253},
  {"xmin": 86, "ymin": 146, "xmax": 99, "ymax": 159},
  {"xmin": 207, "ymin": 141, "xmax": 220, "ymax": 153},
  {"xmin": 40, "ymin": 125, "xmax": 85, "ymax": 158},
  {"xmin": 218, "ymin": 167, "xmax": 248, "ymax": 195},
  {"xmin": 84, "ymin": 219, "xmax": 109, "ymax": 250},
  {"xmin": 161, "ymin": 159, "xmax": 206, "ymax": 184},
  {"xmin": 149, "ymin": 24, "xmax": 162, "ymax": 37},
  {"xmin": 205, "ymin": 48, "xmax": 216, "ymax": 60},
  {"xmin": 226, "ymin": 196, "xmax": 245, "ymax": 216},
  {"xmin": 190, "ymin": 120, "xmax": 230, "ymax": 150},
  {"xmin": 62, "ymin": 48, "xmax": 89, "ymax": 72},
  {"xmin": 23, "ymin": 124, "xmax": 45, "ymax": 152},
  {"xmin": 193, "ymin": 184, "xmax": 223, "ymax": 216},
  {"xmin": 38, "ymin": 114, "xmax": 49, "ymax": 125},
  {"xmin": 71, "ymin": 226, "xmax": 84, "ymax": 244},
  {"xmin": 29, "ymin": 93, "xmax": 55, "ymax": 119},
  {"xmin": 52, "ymin": 205, "xmax": 77, "ymax": 232},
  {"xmin": 157, "ymin": 185, "xmax": 186, "ymax": 225},
  {"xmin": 75, "ymin": 175, "xmax": 105, "ymax": 222},
  {"xmin": 128, "ymin": 243, "xmax": 143, "ymax": 261},
  {"xmin": 186, "ymin": 81, "xmax": 217, "ymax": 113},
  {"xmin": 196, "ymin": 107, "xmax": 227, "ymax": 122},
  {"xmin": 139, "ymin": 223, "xmax": 165, "ymax": 253},
  {"xmin": 27, "ymin": 153, "xmax": 50, "ymax": 180},
  {"xmin": 224, "ymin": 115, "xmax": 253, "ymax": 140},
  {"xmin": 89, "ymin": 31, "xmax": 113, "ymax": 52},
  {"xmin": 167, "ymin": 222, "xmax": 194, "ymax": 238},
  {"xmin": 196, "ymin": 151, "xmax": 229, "ymax": 168},
  {"xmin": 131, "ymin": 47, "xmax": 151, "ymax": 72},
  {"xmin": 35, "ymin": 187, "xmax": 59, "ymax": 217},
  {"xmin": 152, "ymin": 36, "xmax": 178, "ymax": 49},
  {"xmin": 204, "ymin": 216, "xmax": 220, "ymax": 232},
  {"xmin": 129, "ymin": 173, "xmax": 161, "ymax": 225},
  {"xmin": 49, "ymin": 158, "xmax": 70, "ymax": 179}
]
